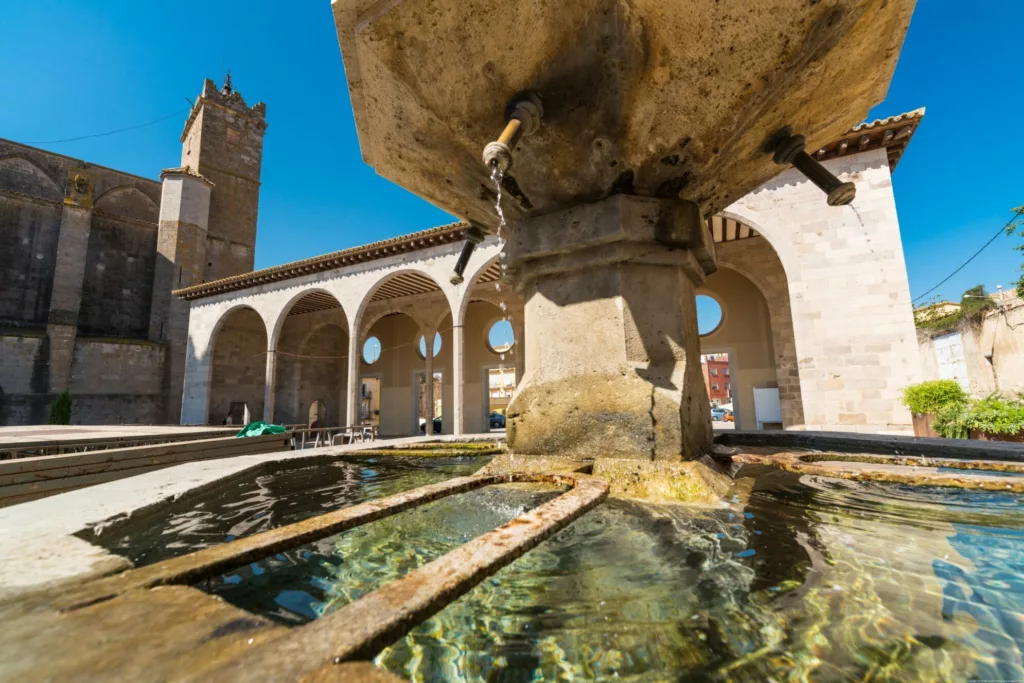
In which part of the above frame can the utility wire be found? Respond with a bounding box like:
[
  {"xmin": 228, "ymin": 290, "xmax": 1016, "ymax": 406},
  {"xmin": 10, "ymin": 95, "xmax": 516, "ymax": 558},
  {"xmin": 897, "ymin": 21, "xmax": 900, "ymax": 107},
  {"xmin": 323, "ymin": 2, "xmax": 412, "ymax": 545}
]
[
  {"xmin": 24, "ymin": 107, "xmax": 190, "ymax": 145},
  {"xmin": 912, "ymin": 208, "xmax": 1024, "ymax": 304}
]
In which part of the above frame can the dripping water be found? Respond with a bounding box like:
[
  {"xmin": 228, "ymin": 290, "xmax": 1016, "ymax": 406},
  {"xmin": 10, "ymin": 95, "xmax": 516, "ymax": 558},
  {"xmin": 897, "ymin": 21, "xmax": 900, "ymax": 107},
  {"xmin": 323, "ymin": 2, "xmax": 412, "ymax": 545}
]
[{"xmin": 491, "ymin": 165, "xmax": 511, "ymax": 376}]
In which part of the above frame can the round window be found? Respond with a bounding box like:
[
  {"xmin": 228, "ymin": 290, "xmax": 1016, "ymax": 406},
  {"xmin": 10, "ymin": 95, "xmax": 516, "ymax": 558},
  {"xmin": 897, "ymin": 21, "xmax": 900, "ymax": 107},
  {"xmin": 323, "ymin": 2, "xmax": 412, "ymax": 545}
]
[
  {"xmin": 417, "ymin": 332, "xmax": 442, "ymax": 359},
  {"xmin": 362, "ymin": 336, "xmax": 381, "ymax": 364},
  {"xmin": 697, "ymin": 295, "xmax": 723, "ymax": 336},
  {"xmin": 487, "ymin": 320, "xmax": 515, "ymax": 354}
]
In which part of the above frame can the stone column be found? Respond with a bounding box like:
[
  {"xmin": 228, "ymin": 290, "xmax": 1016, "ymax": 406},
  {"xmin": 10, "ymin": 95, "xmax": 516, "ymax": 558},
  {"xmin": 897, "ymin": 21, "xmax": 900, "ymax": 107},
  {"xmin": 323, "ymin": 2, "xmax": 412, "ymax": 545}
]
[
  {"xmin": 263, "ymin": 348, "xmax": 277, "ymax": 423},
  {"xmin": 152, "ymin": 168, "xmax": 213, "ymax": 425},
  {"xmin": 452, "ymin": 322, "xmax": 465, "ymax": 436},
  {"xmin": 180, "ymin": 333, "xmax": 212, "ymax": 425},
  {"xmin": 346, "ymin": 331, "xmax": 361, "ymax": 427},
  {"xmin": 506, "ymin": 194, "xmax": 716, "ymax": 461},
  {"xmin": 423, "ymin": 328, "xmax": 434, "ymax": 436},
  {"xmin": 512, "ymin": 318, "xmax": 525, "ymax": 389},
  {"xmin": 46, "ymin": 170, "xmax": 94, "ymax": 395}
]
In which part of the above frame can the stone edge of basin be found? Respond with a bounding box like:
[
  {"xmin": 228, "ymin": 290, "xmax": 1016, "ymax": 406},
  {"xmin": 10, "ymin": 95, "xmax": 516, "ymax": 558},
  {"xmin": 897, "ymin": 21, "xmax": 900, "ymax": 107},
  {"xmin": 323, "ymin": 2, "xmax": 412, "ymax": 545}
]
[
  {"xmin": 17, "ymin": 471, "xmax": 607, "ymax": 683},
  {"xmin": 716, "ymin": 429, "xmax": 1024, "ymax": 462}
]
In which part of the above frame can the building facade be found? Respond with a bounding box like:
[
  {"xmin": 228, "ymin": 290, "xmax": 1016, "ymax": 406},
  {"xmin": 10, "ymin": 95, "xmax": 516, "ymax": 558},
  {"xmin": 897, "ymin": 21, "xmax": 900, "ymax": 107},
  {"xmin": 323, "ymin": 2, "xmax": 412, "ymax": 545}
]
[
  {"xmin": 701, "ymin": 355, "xmax": 731, "ymax": 405},
  {"xmin": 174, "ymin": 108, "xmax": 925, "ymax": 436},
  {"xmin": 0, "ymin": 78, "xmax": 266, "ymax": 425}
]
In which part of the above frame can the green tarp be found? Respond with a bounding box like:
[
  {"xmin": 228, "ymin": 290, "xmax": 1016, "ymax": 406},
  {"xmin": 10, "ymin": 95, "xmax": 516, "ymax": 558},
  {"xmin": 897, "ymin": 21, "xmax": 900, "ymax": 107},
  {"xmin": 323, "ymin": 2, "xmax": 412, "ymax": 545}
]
[{"xmin": 235, "ymin": 421, "xmax": 287, "ymax": 438}]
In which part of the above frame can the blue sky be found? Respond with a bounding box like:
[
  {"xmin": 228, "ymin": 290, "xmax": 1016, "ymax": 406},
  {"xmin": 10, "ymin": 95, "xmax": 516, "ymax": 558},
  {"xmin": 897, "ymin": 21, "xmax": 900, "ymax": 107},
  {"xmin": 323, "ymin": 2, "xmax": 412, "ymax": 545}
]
[{"xmin": 2, "ymin": 1, "xmax": 1021, "ymax": 304}]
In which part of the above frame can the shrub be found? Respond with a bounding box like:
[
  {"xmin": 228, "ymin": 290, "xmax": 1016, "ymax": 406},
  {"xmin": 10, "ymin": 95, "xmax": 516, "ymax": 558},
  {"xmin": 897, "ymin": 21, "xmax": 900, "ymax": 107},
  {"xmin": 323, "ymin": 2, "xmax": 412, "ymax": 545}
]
[
  {"xmin": 48, "ymin": 390, "xmax": 72, "ymax": 425},
  {"xmin": 933, "ymin": 394, "xmax": 1024, "ymax": 439},
  {"xmin": 900, "ymin": 380, "xmax": 968, "ymax": 416}
]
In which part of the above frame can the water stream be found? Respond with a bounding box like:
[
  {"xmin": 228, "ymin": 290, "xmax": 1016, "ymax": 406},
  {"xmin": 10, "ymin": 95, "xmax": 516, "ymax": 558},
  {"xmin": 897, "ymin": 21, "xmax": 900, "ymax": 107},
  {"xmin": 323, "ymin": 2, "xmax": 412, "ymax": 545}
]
[{"xmin": 491, "ymin": 165, "xmax": 511, "ymax": 368}]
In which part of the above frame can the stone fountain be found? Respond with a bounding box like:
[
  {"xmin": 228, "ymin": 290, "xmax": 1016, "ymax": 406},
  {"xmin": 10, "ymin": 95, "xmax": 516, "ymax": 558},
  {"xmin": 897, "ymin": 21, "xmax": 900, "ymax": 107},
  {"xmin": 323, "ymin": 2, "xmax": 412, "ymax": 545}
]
[{"xmin": 331, "ymin": 0, "xmax": 916, "ymax": 467}]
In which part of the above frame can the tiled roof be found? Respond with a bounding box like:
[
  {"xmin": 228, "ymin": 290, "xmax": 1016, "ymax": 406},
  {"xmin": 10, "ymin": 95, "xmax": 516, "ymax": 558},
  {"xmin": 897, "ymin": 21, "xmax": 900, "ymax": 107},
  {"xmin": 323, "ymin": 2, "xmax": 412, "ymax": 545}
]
[
  {"xmin": 812, "ymin": 107, "xmax": 925, "ymax": 172},
  {"xmin": 176, "ymin": 109, "xmax": 925, "ymax": 301},
  {"xmin": 173, "ymin": 222, "xmax": 468, "ymax": 300}
]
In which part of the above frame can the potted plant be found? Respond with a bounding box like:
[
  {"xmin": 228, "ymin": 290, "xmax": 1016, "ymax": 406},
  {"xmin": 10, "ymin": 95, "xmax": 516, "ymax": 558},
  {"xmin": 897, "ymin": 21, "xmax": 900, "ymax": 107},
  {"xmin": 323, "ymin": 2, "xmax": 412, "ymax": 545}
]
[
  {"xmin": 934, "ymin": 394, "xmax": 1024, "ymax": 442},
  {"xmin": 900, "ymin": 380, "xmax": 968, "ymax": 438}
]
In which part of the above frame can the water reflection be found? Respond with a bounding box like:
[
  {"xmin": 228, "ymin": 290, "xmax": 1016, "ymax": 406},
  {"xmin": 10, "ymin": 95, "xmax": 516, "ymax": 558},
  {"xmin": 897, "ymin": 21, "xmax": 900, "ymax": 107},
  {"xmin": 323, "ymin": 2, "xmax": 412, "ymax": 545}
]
[{"xmin": 87, "ymin": 455, "xmax": 1024, "ymax": 681}]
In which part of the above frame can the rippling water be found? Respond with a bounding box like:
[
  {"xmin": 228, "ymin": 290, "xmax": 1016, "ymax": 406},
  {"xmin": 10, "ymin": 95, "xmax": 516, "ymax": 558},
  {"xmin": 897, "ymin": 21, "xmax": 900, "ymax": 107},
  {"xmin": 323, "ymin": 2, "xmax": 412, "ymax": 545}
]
[
  {"xmin": 88, "ymin": 455, "xmax": 487, "ymax": 566},
  {"xmin": 91, "ymin": 458, "xmax": 1024, "ymax": 681}
]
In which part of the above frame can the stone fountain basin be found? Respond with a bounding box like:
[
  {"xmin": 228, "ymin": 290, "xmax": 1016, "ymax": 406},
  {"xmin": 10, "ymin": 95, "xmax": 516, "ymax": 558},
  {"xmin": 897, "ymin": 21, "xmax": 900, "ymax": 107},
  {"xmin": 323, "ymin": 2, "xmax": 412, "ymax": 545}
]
[{"xmin": 332, "ymin": 0, "xmax": 915, "ymax": 227}]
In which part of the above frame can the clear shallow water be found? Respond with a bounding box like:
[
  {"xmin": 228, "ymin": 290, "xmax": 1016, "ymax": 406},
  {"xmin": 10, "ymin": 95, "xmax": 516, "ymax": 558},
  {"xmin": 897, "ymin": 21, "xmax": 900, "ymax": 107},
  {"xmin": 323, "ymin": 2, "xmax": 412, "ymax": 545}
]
[
  {"xmin": 87, "ymin": 455, "xmax": 488, "ymax": 566},
  {"xmin": 91, "ymin": 458, "xmax": 1024, "ymax": 681}
]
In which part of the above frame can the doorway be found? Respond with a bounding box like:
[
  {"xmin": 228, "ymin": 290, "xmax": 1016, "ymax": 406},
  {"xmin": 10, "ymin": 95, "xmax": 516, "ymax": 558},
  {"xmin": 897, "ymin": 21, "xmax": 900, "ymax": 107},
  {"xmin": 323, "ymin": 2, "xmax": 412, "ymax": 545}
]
[
  {"xmin": 701, "ymin": 352, "xmax": 736, "ymax": 430},
  {"xmin": 416, "ymin": 371, "xmax": 443, "ymax": 434},
  {"xmin": 486, "ymin": 365, "xmax": 516, "ymax": 431},
  {"xmin": 360, "ymin": 377, "xmax": 380, "ymax": 428}
]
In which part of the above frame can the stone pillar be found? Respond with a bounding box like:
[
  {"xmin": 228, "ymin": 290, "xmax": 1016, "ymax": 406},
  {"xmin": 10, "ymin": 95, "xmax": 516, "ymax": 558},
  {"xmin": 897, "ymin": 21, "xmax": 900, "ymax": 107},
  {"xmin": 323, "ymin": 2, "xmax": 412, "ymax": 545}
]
[
  {"xmin": 512, "ymin": 318, "xmax": 525, "ymax": 388},
  {"xmin": 46, "ymin": 170, "xmax": 94, "ymax": 394},
  {"xmin": 346, "ymin": 331, "xmax": 361, "ymax": 427},
  {"xmin": 180, "ymin": 333, "xmax": 212, "ymax": 425},
  {"xmin": 423, "ymin": 328, "xmax": 434, "ymax": 435},
  {"xmin": 506, "ymin": 194, "xmax": 716, "ymax": 460},
  {"xmin": 452, "ymin": 322, "xmax": 465, "ymax": 436},
  {"xmin": 151, "ymin": 169, "xmax": 213, "ymax": 425},
  {"xmin": 263, "ymin": 348, "xmax": 277, "ymax": 423}
]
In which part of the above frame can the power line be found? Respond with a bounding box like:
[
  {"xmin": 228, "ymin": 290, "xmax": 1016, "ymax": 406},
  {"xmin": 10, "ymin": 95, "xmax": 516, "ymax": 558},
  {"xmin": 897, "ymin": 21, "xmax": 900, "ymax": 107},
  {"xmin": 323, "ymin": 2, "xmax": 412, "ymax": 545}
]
[
  {"xmin": 23, "ymin": 107, "xmax": 190, "ymax": 145},
  {"xmin": 912, "ymin": 208, "xmax": 1024, "ymax": 304}
]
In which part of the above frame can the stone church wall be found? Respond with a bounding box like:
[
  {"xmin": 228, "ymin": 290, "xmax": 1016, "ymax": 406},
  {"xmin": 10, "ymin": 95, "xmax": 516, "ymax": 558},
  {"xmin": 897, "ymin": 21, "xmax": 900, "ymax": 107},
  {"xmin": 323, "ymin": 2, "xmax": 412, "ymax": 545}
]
[{"xmin": 0, "ymin": 192, "xmax": 62, "ymax": 326}]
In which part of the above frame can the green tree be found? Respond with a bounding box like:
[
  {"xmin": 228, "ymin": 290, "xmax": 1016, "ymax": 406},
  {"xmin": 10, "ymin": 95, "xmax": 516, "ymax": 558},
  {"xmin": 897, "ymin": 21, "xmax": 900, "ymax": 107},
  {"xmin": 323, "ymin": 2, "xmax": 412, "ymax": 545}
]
[
  {"xmin": 1006, "ymin": 205, "xmax": 1024, "ymax": 297},
  {"xmin": 48, "ymin": 390, "xmax": 72, "ymax": 425}
]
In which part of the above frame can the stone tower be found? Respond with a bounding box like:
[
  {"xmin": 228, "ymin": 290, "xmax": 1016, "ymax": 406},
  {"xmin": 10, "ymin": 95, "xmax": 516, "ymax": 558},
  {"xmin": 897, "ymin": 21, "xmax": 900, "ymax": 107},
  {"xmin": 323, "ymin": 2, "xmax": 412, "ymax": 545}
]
[
  {"xmin": 179, "ymin": 76, "xmax": 267, "ymax": 282},
  {"xmin": 150, "ymin": 76, "xmax": 266, "ymax": 424}
]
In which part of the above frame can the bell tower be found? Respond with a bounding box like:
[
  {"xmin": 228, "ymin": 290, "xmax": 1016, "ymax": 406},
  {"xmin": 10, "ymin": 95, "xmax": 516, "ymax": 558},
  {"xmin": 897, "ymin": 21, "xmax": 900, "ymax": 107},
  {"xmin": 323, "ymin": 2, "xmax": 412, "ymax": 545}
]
[{"xmin": 179, "ymin": 75, "xmax": 267, "ymax": 282}]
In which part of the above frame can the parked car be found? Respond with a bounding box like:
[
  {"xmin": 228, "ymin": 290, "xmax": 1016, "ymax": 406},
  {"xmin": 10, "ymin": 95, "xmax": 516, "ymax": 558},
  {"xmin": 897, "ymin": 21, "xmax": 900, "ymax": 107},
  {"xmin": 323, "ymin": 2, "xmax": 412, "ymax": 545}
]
[
  {"xmin": 710, "ymin": 407, "xmax": 726, "ymax": 421},
  {"xmin": 489, "ymin": 412, "xmax": 506, "ymax": 429},
  {"xmin": 419, "ymin": 416, "xmax": 443, "ymax": 433}
]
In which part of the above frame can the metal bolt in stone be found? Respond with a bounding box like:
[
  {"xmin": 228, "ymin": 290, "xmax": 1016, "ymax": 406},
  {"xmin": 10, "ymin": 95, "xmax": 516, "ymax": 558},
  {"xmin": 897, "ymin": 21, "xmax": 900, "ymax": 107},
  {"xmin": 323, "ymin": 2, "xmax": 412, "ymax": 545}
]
[
  {"xmin": 482, "ymin": 91, "xmax": 544, "ymax": 172},
  {"xmin": 450, "ymin": 225, "xmax": 486, "ymax": 284},
  {"xmin": 769, "ymin": 127, "xmax": 856, "ymax": 206}
]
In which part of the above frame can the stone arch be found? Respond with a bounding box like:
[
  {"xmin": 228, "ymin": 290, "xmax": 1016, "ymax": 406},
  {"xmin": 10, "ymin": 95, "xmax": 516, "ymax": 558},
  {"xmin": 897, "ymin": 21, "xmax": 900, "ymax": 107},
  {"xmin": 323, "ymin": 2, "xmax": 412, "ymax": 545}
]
[
  {"xmin": 706, "ymin": 232, "xmax": 805, "ymax": 428},
  {"xmin": 0, "ymin": 155, "xmax": 63, "ymax": 201},
  {"xmin": 353, "ymin": 268, "xmax": 450, "ymax": 341},
  {"xmin": 271, "ymin": 290, "xmax": 349, "ymax": 426},
  {"xmin": 206, "ymin": 305, "xmax": 270, "ymax": 425},
  {"xmin": 93, "ymin": 185, "xmax": 159, "ymax": 222},
  {"xmin": 269, "ymin": 287, "xmax": 349, "ymax": 350},
  {"xmin": 717, "ymin": 206, "xmax": 800, "ymax": 282}
]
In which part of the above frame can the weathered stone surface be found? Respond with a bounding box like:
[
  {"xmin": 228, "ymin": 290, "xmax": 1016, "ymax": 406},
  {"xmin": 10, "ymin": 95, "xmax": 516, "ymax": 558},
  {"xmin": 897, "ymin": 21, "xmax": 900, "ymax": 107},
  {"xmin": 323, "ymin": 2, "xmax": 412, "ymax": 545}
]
[
  {"xmin": 506, "ymin": 197, "xmax": 712, "ymax": 460},
  {"xmin": 479, "ymin": 452, "xmax": 591, "ymax": 476},
  {"xmin": 333, "ymin": 0, "xmax": 915, "ymax": 228},
  {"xmin": 591, "ymin": 457, "xmax": 732, "ymax": 504}
]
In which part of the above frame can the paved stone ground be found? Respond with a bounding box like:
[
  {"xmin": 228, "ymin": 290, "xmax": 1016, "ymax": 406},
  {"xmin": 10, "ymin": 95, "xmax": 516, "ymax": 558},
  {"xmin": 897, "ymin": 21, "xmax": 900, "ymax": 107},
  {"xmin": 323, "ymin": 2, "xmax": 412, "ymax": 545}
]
[{"xmin": 0, "ymin": 433, "xmax": 498, "ymax": 599}]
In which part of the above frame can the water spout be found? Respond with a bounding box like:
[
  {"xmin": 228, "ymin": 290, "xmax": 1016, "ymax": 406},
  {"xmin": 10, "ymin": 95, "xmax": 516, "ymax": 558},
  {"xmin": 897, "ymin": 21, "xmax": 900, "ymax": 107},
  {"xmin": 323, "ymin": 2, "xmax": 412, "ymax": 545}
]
[
  {"xmin": 766, "ymin": 126, "xmax": 856, "ymax": 207},
  {"xmin": 482, "ymin": 91, "xmax": 543, "ymax": 172}
]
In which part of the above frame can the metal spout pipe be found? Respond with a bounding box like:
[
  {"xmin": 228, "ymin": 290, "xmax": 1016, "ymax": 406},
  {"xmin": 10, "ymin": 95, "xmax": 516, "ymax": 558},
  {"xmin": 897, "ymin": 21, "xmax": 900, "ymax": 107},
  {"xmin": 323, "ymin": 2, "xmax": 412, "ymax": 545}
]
[
  {"xmin": 482, "ymin": 91, "xmax": 543, "ymax": 172},
  {"xmin": 769, "ymin": 128, "xmax": 856, "ymax": 206},
  {"xmin": 450, "ymin": 225, "xmax": 485, "ymax": 284}
]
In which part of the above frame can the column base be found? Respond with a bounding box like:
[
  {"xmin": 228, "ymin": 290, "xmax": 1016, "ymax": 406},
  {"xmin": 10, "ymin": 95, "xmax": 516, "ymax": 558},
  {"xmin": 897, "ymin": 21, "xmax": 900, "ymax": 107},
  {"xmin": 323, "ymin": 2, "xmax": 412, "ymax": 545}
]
[
  {"xmin": 505, "ymin": 194, "xmax": 716, "ymax": 461},
  {"xmin": 507, "ymin": 373, "xmax": 711, "ymax": 460}
]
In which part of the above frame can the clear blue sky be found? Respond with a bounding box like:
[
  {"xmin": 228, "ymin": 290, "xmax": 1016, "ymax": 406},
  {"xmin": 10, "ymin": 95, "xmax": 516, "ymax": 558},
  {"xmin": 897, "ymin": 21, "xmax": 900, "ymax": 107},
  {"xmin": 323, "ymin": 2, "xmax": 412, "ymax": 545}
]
[{"xmin": 2, "ymin": 1, "xmax": 1021, "ymax": 303}]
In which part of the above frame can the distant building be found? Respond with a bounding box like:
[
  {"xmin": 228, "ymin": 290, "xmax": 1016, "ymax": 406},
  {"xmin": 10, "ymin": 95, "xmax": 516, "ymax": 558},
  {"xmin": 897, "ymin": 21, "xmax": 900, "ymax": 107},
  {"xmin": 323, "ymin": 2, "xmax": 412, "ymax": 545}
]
[{"xmin": 701, "ymin": 355, "xmax": 732, "ymax": 405}]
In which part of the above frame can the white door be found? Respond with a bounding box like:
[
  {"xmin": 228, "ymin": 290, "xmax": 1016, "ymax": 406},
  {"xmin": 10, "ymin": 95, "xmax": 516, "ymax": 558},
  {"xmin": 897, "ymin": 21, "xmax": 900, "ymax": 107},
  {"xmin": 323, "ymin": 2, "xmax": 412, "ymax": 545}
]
[{"xmin": 934, "ymin": 332, "xmax": 970, "ymax": 392}]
